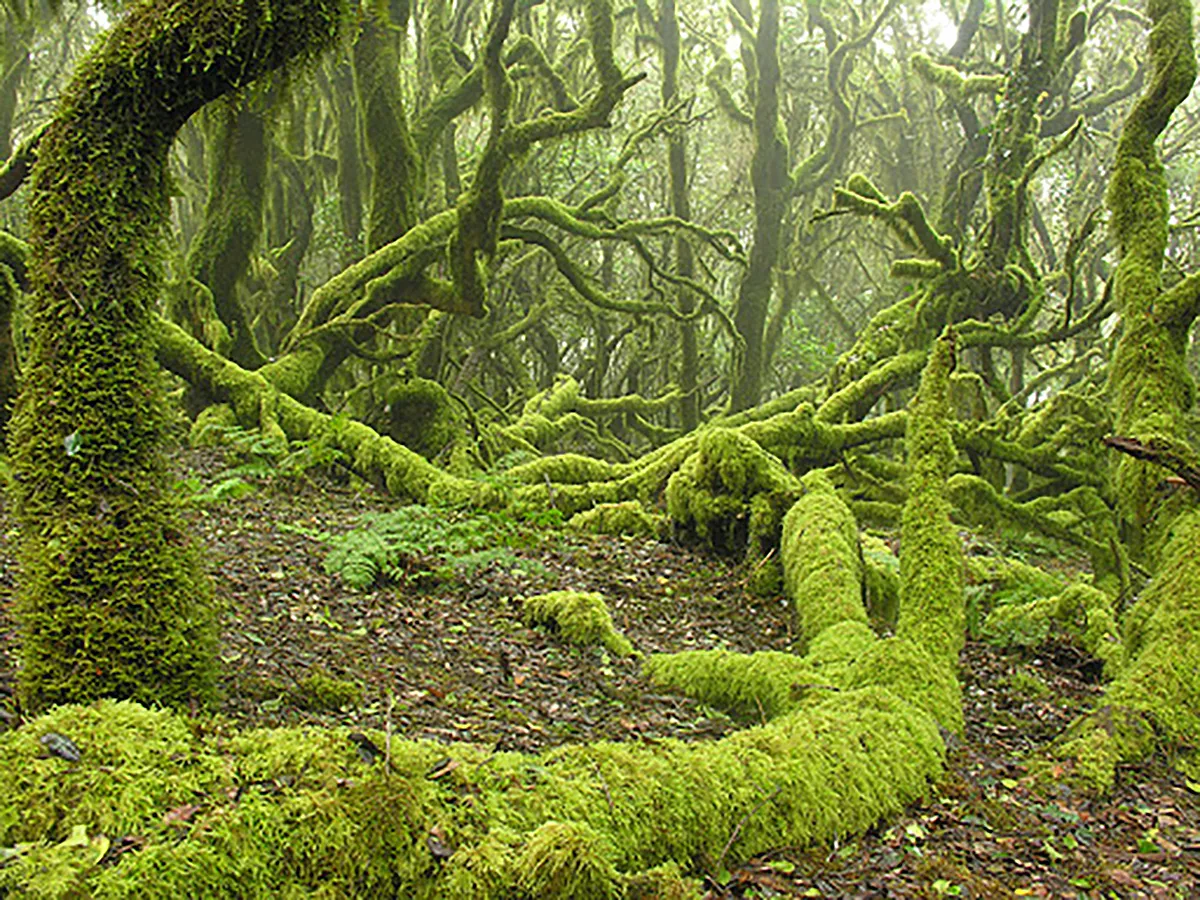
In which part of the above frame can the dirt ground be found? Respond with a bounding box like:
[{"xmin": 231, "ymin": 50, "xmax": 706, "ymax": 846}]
[{"xmin": 1, "ymin": 450, "xmax": 1197, "ymax": 898}]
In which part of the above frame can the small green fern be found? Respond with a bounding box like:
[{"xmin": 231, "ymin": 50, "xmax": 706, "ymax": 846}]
[{"xmin": 324, "ymin": 505, "xmax": 532, "ymax": 589}]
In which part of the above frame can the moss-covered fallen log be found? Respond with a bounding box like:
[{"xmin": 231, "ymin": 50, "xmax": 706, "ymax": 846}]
[
  {"xmin": 0, "ymin": 687, "xmax": 943, "ymax": 896},
  {"xmin": 156, "ymin": 317, "xmax": 495, "ymax": 507}
]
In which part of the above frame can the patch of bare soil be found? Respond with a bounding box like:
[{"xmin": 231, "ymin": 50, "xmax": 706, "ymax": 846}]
[{"xmin": 1, "ymin": 451, "xmax": 1197, "ymax": 898}]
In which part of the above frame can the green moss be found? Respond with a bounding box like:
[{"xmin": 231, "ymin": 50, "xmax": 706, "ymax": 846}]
[
  {"xmin": 516, "ymin": 821, "xmax": 621, "ymax": 899},
  {"xmin": 861, "ymin": 533, "xmax": 900, "ymax": 629},
  {"xmin": 1046, "ymin": 705, "xmax": 1156, "ymax": 794},
  {"xmin": 898, "ymin": 331, "xmax": 965, "ymax": 665},
  {"xmin": 1105, "ymin": 0, "xmax": 1198, "ymax": 546},
  {"xmin": 844, "ymin": 637, "xmax": 963, "ymax": 735},
  {"xmin": 1104, "ymin": 509, "xmax": 1200, "ymax": 743},
  {"xmin": 567, "ymin": 501, "xmax": 666, "ymax": 539},
  {"xmin": 964, "ymin": 554, "xmax": 1065, "ymax": 603},
  {"xmin": 184, "ymin": 99, "xmax": 268, "ymax": 369},
  {"xmin": 353, "ymin": 7, "xmax": 423, "ymax": 254},
  {"xmin": 781, "ymin": 471, "xmax": 867, "ymax": 642},
  {"xmin": 509, "ymin": 453, "xmax": 617, "ymax": 486},
  {"xmin": 0, "ymin": 687, "xmax": 945, "ymax": 896},
  {"xmin": 983, "ymin": 582, "xmax": 1122, "ymax": 675},
  {"xmin": 0, "ymin": 263, "xmax": 17, "ymax": 435},
  {"xmin": 188, "ymin": 403, "xmax": 240, "ymax": 447},
  {"xmin": 624, "ymin": 861, "xmax": 702, "ymax": 899},
  {"xmin": 910, "ymin": 52, "xmax": 1005, "ymax": 101},
  {"xmin": 645, "ymin": 649, "xmax": 820, "ymax": 720},
  {"xmin": 386, "ymin": 376, "xmax": 462, "ymax": 462},
  {"xmin": 293, "ymin": 670, "xmax": 363, "ymax": 711},
  {"xmin": 522, "ymin": 591, "xmax": 634, "ymax": 657},
  {"xmin": 666, "ymin": 428, "xmax": 802, "ymax": 555}
]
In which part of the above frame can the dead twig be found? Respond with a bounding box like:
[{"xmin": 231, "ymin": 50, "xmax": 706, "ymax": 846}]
[{"xmin": 715, "ymin": 784, "xmax": 783, "ymax": 873}]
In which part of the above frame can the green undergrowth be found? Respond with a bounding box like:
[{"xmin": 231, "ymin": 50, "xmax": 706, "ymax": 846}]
[
  {"xmin": 180, "ymin": 420, "xmax": 349, "ymax": 504},
  {"xmin": 983, "ymin": 582, "xmax": 1121, "ymax": 675},
  {"xmin": 521, "ymin": 591, "xmax": 635, "ymax": 657},
  {"xmin": 0, "ymin": 692, "xmax": 944, "ymax": 898},
  {"xmin": 322, "ymin": 504, "xmax": 544, "ymax": 589}
]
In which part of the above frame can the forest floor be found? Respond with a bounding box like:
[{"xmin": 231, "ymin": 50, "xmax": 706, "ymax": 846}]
[{"xmin": 0, "ymin": 449, "xmax": 1198, "ymax": 899}]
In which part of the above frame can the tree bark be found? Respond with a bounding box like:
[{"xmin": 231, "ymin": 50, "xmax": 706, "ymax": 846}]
[{"xmin": 8, "ymin": 0, "xmax": 344, "ymax": 712}]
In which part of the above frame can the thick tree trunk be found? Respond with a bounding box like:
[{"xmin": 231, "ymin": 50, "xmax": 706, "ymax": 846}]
[
  {"xmin": 8, "ymin": 0, "xmax": 344, "ymax": 712},
  {"xmin": 1055, "ymin": 0, "xmax": 1200, "ymax": 791},
  {"xmin": 185, "ymin": 97, "xmax": 270, "ymax": 369}
]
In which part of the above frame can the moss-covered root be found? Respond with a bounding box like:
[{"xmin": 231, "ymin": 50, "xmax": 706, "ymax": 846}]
[
  {"xmin": 665, "ymin": 427, "xmax": 802, "ymax": 554},
  {"xmin": 0, "ymin": 695, "xmax": 943, "ymax": 897},
  {"xmin": 522, "ymin": 590, "xmax": 635, "ymax": 657},
  {"xmin": 1052, "ymin": 510, "xmax": 1200, "ymax": 791},
  {"xmin": 780, "ymin": 470, "xmax": 868, "ymax": 643},
  {"xmin": 983, "ymin": 582, "xmax": 1122, "ymax": 675},
  {"xmin": 8, "ymin": 0, "xmax": 344, "ymax": 712},
  {"xmin": 898, "ymin": 329, "xmax": 965, "ymax": 666},
  {"xmin": 567, "ymin": 501, "xmax": 668, "ymax": 539}
]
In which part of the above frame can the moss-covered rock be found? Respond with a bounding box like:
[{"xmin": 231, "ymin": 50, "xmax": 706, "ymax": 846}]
[{"xmin": 188, "ymin": 403, "xmax": 240, "ymax": 447}]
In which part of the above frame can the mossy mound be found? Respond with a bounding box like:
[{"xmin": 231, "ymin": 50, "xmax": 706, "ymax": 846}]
[
  {"xmin": 522, "ymin": 590, "xmax": 635, "ymax": 657},
  {"xmin": 567, "ymin": 501, "xmax": 667, "ymax": 539},
  {"xmin": 387, "ymin": 376, "xmax": 463, "ymax": 462},
  {"xmin": 666, "ymin": 428, "xmax": 801, "ymax": 554}
]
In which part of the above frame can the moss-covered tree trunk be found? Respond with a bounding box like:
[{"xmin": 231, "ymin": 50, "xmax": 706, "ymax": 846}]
[
  {"xmin": 1052, "ymin": 0, "xmax": 1200, "ymax": 790},
  {"xmin": 331, "ymin": 59, "xmax": 364, "ymax": 256},
  {"xmin": 656, "ymin": 0, "xmax": 699, "ymax": 431},
  {"xmin": 185, "ymin": 97, "xmax": 270, "ymax": 369},
  {"xmin": 729, "ymin": 0, "xmax": 787, "ymax": 413},
  {"xmin": 352, "ymin": 0, "xmax": 422, "ymax": 253},
  {"xmin": 8, "ymin": 0, "xmax": 343, "ymax": 712}
]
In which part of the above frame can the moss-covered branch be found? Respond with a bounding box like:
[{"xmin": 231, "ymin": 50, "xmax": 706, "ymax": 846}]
[
  {"xmin": 910, "ymin": 52, "xmax": 1005, "ymax": 102},
  {"xmin": 0, "ymin": 120, "xmax": 44, "ymax": 201},
  {"xmin": 898, "ymin": 330, "xmax": 964, "ymax": 665}
]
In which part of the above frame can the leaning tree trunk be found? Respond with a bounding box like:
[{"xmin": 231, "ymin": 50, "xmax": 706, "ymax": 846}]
[
  {"xmin": 7, "ymin": 0, "xmax": 343, "ymax": 712},
  {"xmin": 1053, "ymin": 0, "xmax": 1200, "ymax": 791}
]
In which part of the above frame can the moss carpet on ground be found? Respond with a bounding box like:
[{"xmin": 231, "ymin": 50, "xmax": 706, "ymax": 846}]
[{"xmin": 0, "ymin": 450, "xmax": 1197, "ymax": 897}]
